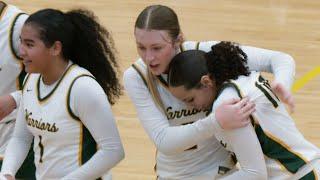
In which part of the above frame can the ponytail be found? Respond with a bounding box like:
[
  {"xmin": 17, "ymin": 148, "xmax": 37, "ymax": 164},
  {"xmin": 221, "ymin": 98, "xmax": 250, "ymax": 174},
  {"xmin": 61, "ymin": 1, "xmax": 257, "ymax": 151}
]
[
  {"xmin": 65, "ymin": 9, "xmax": 121, "ymax": 104},
  {"xmin": 168, "ymin": 41, "xmax": 250, "ymax": 89},
  {"xmin": 206, "ymin": 41, "xmax": 250, "ymax": 86},
  {"xmin": 25, "ymin": 8, "xmax": 121, "ymax": 104}
]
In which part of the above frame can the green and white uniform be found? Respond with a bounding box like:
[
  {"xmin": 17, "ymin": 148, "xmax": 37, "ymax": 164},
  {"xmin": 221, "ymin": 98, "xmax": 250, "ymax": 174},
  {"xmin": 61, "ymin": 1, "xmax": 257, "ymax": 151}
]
[
  {"xmin": 213, "ymin": 71, "xmax": 320, "ymax": 180},
  {"xmin": 124, "ymin": 41, "xmax": 296, "ymax": 179},
  {"xmin": 1, "ymin": 63, "xmax": 124, "ymax": 180}
]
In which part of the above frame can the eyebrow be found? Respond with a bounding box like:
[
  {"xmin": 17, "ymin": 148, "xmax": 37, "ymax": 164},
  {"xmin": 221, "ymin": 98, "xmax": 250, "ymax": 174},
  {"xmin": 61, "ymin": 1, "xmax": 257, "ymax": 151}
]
[
  {"xmin": 136, "ymin": 42, "xmax": 163, "ymax": 47},
  {"xmin": 24, "ymin": 39, "xmax": 35, "ymax": 43},
  {"xmin": 20, "ymin": 36, "xmax": 35, "ymax": 43}
]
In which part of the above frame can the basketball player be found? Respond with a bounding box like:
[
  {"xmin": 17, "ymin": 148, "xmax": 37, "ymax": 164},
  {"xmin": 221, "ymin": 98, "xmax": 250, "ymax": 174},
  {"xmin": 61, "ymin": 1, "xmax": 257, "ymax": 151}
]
[
  {"xmin": 0, "ymin": 2, "xmax": 35, "ymax": 179},
  {"xmin": 0, "ymin": 8, "xmax": 124, "ymax": 180},
  {"xmin": 123, "ymin": 5, "xmax": 296, "ymax": 179},
  {"xmin": 168, "ymin": 41, "xmax": 320, "ymax": 179}
]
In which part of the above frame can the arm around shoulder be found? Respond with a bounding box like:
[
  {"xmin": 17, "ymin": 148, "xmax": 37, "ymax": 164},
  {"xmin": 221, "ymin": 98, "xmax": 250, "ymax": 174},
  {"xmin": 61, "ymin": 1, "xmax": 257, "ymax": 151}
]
[
  {"xmin": 124, "ymin": 67, "xmax": 225, "ymax": 154},
  {"xmin": 242, "ymin": 45, "xmax": 295, "ymax": 90}
]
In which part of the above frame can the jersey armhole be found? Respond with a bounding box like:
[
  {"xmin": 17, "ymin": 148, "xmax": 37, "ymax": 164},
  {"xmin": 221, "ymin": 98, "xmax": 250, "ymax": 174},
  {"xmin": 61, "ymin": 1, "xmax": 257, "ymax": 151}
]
[{"xmin": 66, "ymin": 74, "xmax": 95, "ymax": 121}]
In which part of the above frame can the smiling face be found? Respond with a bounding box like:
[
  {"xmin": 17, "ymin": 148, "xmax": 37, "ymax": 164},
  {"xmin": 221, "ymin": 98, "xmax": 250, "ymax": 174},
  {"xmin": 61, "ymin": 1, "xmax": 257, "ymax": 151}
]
[
  {"xmin": 134, "ymin": 28, "xmax": 179, "ymax": 75},
  {"xmin": 19, "ymin": 24, "xmax": 53, "ymax": 74}
]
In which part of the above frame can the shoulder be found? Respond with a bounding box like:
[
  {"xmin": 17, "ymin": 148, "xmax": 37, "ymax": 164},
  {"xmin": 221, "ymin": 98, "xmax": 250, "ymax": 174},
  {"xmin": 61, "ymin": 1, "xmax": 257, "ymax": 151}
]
[
  {"xmin": 68, "ymin": 64, "xmax": 96, "ymax": 89},
  {"xmin": 198, "ymin": 41, "xmax": 220, "ymax": 52},
  {"xmin": 70, "ymin": 64, "xmax": 92, "ymax": 75},
  {"xmin": 231, "ymin": 71, "xmax": 260, "ymax": 91},
  {"xmin": 213, "ymin": 85, "xmax": 241, "ymax": 109},
  {"xmin": 124, "ymin": 58, "xmax": 145, "ymax": 76},
  {"xmin": 69, "ymin": 75, "xmax": 105, "ymax": 105},
  {"xmin": 66, "ymin": 64, "xmax": 97, "ymax": 97},
  {"xmin": 214, "ymin": 72, "xmax": 260, "ymax": 105},
  {"xmin": 71, "ymin": 75, "xmax": 97, "ymax": 90},
  {"xmin": 123, "ymin": 59, "xmax": 148, "ymax": 89},
  {"xmin": 123, "ymin": 65, "xmax": 139, "ymax": 80},
  {"xmin": 181, "ymin": 40, "xmax": 220, "ymax": 52},
  {"xmin": 1, "ymin": 4, "xmax": 24, "ymax": 21},
  {"xmin": 68, "ymin": 73, "xmax": 108, "ymax": 119}
]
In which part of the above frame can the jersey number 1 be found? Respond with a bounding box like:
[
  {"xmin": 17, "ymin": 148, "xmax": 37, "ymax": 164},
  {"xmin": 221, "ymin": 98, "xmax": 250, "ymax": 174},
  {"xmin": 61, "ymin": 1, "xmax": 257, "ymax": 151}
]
[{"xmin": 38, "ymin": 135, "xmax": 44, "ymax": 163}]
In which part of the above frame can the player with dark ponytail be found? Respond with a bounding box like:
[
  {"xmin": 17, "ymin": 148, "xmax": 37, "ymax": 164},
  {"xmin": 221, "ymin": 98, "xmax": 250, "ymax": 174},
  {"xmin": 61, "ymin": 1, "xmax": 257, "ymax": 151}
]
[
  {"xmin": 0, "ymin": 8, "xmax": 124, "ymax": 180},
  {"xmin": 23, "ymin": 8, "xmax": 121, "ymax": 104},
  {"xmin": 168, "ymin": 41, "xmax": 320, "ymax": 179},
  {"xmin": 168, "ymin": 41, "xmax": 250, "ymax": 91}
]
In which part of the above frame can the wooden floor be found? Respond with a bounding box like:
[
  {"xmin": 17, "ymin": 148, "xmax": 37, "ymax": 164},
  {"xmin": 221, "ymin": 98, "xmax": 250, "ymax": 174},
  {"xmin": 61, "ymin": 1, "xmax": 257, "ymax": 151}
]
[{"xmin": 6, "ymin": 0, "xmax": 320, "ymax": 179}]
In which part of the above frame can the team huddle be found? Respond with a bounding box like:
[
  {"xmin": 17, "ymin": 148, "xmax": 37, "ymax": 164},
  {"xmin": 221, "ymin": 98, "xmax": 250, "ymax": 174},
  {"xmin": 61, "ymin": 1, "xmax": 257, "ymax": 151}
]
[{"xmin": 0, "ymin": 1, "xmax": 319, "ymax": 180}]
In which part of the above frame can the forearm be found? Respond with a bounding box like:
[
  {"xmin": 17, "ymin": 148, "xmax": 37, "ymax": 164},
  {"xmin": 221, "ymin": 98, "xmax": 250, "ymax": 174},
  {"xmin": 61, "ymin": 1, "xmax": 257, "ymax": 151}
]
[
  {"xmin": 270, "ymin": 53, "xmax": 295, "ymax": 90},
  {"xmin": 151, "ymin": 113, "xmax": 221, "ymax": 154},
  {"xmin": 1, "ymin": 101, "xmax": 33, "ymax": 176},
  {"xmin": 124, "ymin": 67, "xmax": 257, "ymax": 155},
  {"xmin": 243, "ymin": 45, "xmax": 295, "ymax": 90},
  {"xmin": 124, "ymin": 69, "xmax": 222, "ymax": 155},
  {"xmin": 0, "ymin": 94, "xmax": 18, "ymax": 123},
  {"xmin": 1, "ymin": 137, "xmax": 32, "ymax": 176},
  {"xmin": 62, "ymin": 144, "xmax": 124, "ymax": 180}
]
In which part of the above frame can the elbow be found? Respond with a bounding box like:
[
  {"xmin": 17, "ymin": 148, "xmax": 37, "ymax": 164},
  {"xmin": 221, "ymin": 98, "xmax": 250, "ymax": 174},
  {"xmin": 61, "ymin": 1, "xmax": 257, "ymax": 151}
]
[
  {"xmin": 284, "ymin": 54, "xmax": 295, "ymax": 71},
  {"xmin": 272, "ymin": 52, "xmax": 296, "ymax": 87},
  {"xmin": 281, "ymin": 53, "xmax": 296, "ymax": 85},
  {"xmin": 280, "ymin": 53, "xmax": 296, "ymax": 74},
  {"xmin": 120, "ymin": 148, "xmax": 125, "ymax": 161},
  {"xmin": 117, "ymin": 146, "xmax": 125, "ymax": 163},
  {"xmin": 108, "ymin": 143, "xmax": 125, "ymax": 165}
]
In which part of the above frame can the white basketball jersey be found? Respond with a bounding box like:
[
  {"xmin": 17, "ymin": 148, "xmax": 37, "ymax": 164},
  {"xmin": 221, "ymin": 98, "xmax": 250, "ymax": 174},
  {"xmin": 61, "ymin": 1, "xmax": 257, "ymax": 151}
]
[
  {"xmin": 22, "ymin": 64, "xmax": 105, "ymax": 180},
  {"xmin": 215, "ymin": 71, "xmax": 320, "ymax": 179},
  {"xmin": 0, "ymin": 3, "xmax": 26, "ymax": 156},
  {"xmin": 132, "ymin": 41, "xmax": 235, "ymax": 179}
]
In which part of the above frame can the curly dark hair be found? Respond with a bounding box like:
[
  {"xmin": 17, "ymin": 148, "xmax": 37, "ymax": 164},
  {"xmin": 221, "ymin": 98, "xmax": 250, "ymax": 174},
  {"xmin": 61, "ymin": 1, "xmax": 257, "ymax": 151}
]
[
  {"xmin": 25, "ymin": 8, "xmax": 121, "ymax": 104},
  {"xmin": 168, "ymin": 41, "xmax": 250, "ymax": 89},
  {"xmin": 206, "ymin": 41, "xmax": 250, "ymax": 87}
]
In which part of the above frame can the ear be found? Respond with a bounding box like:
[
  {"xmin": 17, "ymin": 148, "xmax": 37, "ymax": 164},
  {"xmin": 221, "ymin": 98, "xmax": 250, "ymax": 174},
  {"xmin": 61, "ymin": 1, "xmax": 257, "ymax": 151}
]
[
  {"xmin": 174, "ymin": 32, "xmax": 184, "ymax": 48},
  {"xmin": 200, "ymin": 75, "xmax": 214, "ymax": 88},
  {"xmin": 50, "ymin": 41, "xmax": 63, "ymax": 57}
]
